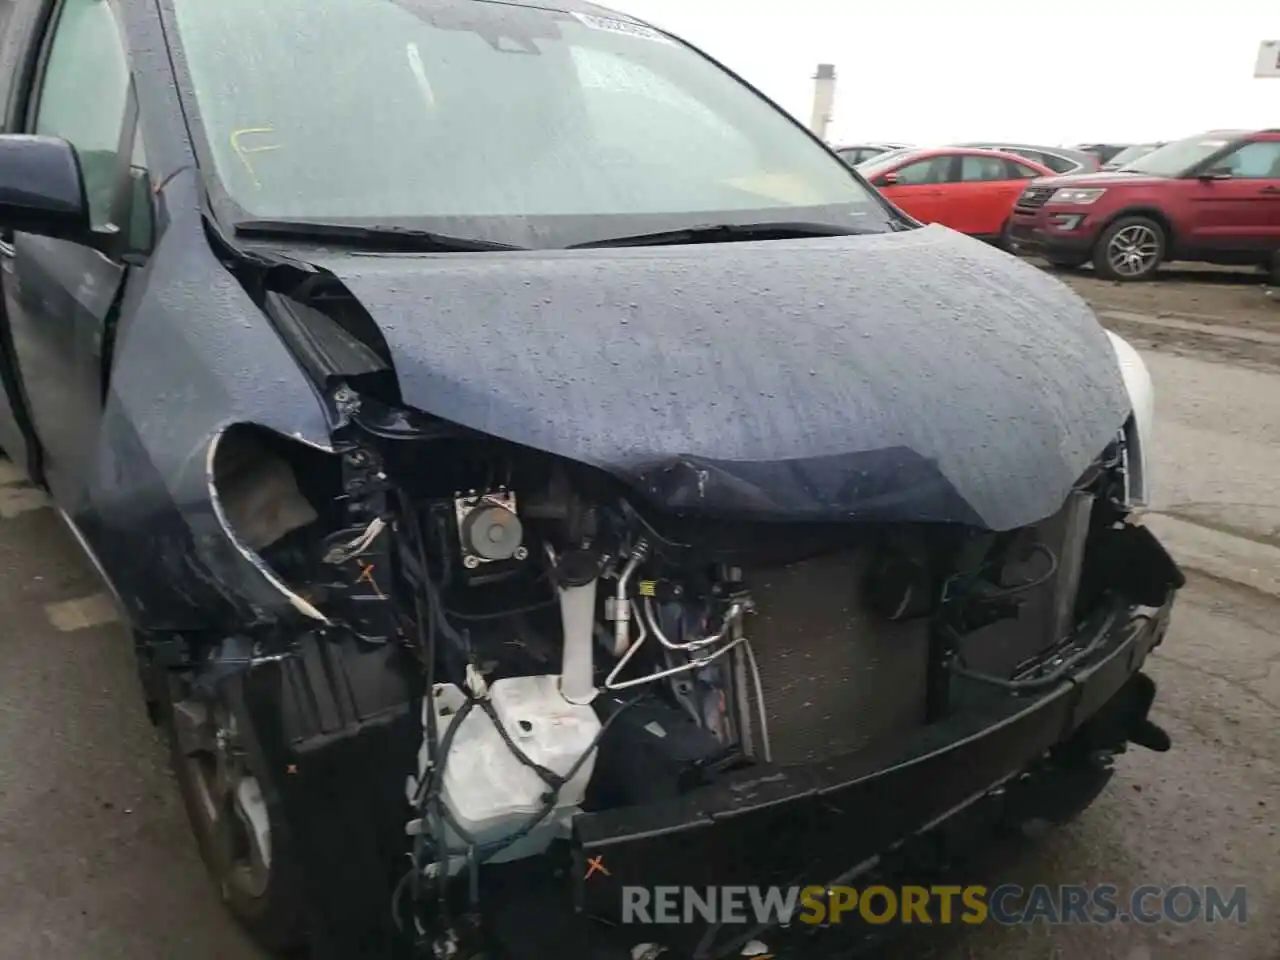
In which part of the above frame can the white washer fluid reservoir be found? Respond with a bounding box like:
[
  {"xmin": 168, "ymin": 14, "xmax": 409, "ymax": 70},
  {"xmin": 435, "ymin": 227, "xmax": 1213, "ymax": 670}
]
[{"xmin": 413, "ymin": 674, "xmax": 602, "ymax": 865}]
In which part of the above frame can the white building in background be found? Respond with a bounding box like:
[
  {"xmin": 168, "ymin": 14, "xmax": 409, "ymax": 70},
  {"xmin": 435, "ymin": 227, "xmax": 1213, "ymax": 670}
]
[{"xmin": 1256, "ymin": 40, "xmax": 1280, "ymax": 77}]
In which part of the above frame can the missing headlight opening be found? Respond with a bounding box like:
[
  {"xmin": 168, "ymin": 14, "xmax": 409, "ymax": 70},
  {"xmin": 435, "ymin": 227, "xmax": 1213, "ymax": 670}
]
[{"xmin": 195, "ymin": 375, "xmax": 1179, "ymax": 957}]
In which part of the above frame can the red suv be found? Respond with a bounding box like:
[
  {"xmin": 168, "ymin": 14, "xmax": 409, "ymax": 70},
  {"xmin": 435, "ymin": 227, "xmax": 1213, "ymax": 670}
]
[{"xmin": 1008, "ymin": 129, "xmax": 1280, "ymax": 280}]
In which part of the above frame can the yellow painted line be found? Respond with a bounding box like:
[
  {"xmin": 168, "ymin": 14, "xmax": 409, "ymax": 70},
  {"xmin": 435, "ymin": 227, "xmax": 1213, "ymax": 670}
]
[{"xmin": 44, "ymin": 592, "xmax": 120, "ymax": 632}]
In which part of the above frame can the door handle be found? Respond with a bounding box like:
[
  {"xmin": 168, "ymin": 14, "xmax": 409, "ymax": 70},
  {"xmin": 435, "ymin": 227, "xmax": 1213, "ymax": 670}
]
[
  {"xmin": 1261, "ymin": 185, "xmax": 1280, "ymax": 195},
  {"xmin": 0, "ymin": 231, "xmax": 13, "ymax": 258}
]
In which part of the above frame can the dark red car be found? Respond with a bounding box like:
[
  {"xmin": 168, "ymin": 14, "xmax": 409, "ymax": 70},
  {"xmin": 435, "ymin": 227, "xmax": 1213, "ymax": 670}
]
[{"xmin": 1009, "ymin": 129, "xmax": 1280, "ymax": 280}]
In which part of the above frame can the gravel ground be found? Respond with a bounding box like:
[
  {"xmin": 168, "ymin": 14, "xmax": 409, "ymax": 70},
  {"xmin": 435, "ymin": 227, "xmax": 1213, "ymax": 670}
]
[
  {"xmin": 1053, "ymin": 263, "xmax": 1280, "ymax": 372},
  {"xmin": 1057, "ymin": 264, "xmax": 1277, "ymax": 325}
]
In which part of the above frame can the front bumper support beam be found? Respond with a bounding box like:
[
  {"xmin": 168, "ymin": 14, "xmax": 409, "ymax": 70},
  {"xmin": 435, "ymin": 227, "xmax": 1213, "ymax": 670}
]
[{"xmin": 569, "ymin": 579, "xmax": 1176, "ymax": 958}]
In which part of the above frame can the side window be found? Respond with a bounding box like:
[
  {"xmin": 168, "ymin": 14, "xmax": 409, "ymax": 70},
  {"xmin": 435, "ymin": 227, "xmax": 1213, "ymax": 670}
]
[
  {"xmin": 31, "ymin": 0, "xmax": 130, "ymax": 229},
  {"xmin": 892, "ymin": 157, "xmax": 949, "ymax": 185},
  {"xmin": 1008, "ymin": 160, "xmax": 1042, "ymax": 180},
  {"xmin": 1040, "ymin": 154, "xmax": 1076, "ymax": 174},
  {"xmin": 958, "ymin": 155, "xmax": 1008, "ymax": 182},
  {"xmin": 1216, "ymin": 141, "xmax": 1280, "ymax": 179}
]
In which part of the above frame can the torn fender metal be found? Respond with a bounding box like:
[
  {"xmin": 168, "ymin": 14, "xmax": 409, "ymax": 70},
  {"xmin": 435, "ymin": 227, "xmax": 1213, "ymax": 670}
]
[
  {"xmin": 74, "ymin": 178, "xmax": 334, "ymax": 631},
  {"xmin": 310, "ymin": 225, "xmax": 1131, "ymax": 529}
]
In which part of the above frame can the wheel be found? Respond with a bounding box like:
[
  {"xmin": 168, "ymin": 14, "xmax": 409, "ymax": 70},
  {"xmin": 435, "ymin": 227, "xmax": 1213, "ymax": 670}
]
[
  {"xmin": 1094, "ymin": 215, "xmax": 1165, "ymax": 281},
  {"xmin": 165, "ymin": 674, "xmax": 306, "ymax": 953},
  {"xmin": 996, "ymin": 219, "xmax": 1012, "ymax": 251}
]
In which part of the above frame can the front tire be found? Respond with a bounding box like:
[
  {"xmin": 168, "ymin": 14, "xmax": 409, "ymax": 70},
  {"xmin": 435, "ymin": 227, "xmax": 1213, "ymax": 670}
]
[
  {"xmin": 1094, "ymin": 215, "xmax": 1165, "ymax": 281},
  {"xmin": 996, "ymin": 219, "xmax": 1013, "ymax": 252},
  {"xmin": 165, "ymin": 674, "xmax": 306, "ymax": 954}
]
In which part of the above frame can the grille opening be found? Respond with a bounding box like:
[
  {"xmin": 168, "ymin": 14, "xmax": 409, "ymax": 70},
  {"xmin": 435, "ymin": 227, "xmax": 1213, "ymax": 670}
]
[{"xmin": 739, "ymin": 493, "xmax": 1099, "ymax": 766}]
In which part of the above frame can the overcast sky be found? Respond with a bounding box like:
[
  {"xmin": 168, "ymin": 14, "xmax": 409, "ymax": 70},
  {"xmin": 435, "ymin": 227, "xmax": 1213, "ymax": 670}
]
[{"xmin": 609, "ymin": 0, "xmax": 1278, "ymax": 147}]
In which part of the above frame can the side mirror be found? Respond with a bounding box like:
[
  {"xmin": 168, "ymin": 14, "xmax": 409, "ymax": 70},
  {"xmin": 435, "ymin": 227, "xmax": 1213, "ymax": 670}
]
[
  {"xmin": 1198, "ymin": 165, "xmax": 1234, "ymax": 181},
  {"xmin": 877, "ymin": 172, "xmax": 899, "ymax": 187},
  {"xmin": 0, "ymin": 134, "xmax": 95, "ymax": 244}
]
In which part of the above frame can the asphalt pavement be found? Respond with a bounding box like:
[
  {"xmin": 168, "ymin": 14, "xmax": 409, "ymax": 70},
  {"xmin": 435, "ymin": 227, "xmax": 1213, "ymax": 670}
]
[
  {"xmin": 0, "ymin": 276, "xmax": 1277, "ymax": 960},
  {"xmin": 0, "ymin": 458, "xmax": 262, "ymax": 959}
]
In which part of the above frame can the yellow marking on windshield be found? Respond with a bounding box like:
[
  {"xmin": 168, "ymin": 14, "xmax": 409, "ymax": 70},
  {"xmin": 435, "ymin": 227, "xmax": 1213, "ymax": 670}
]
[{"xmin": 230, "ymin": 127, "xmax": 282, "ymax": 188}]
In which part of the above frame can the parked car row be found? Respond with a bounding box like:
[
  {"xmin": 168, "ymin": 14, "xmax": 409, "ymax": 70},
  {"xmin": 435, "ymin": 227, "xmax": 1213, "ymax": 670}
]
[
  {"xmin": 838, "ymin": 140, "xmax": 1108, "ymax": 244},
  {"xmin": 839, "ymin": 130, "xmax": 1280, "ymax": 282},
  {"xmin": 835, "ymin": 140, "xmax": 1172, "ymax": 176}
]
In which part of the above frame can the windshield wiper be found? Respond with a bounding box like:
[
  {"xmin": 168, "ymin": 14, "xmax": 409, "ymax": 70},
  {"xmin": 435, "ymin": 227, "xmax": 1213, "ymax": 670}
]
[
  {"xmin": 566, "ymin": 221, "xmax": 865, "ymax": 249},
  {"xmin": 234, "ymin": 219, "xmax": 525, "ymax": 252}
]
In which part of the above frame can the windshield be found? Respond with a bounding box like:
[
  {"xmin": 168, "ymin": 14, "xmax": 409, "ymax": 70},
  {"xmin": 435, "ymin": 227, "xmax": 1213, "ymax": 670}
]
[
  {"xmin": 1103, "ymin": 143, "xmax": 1159, "ymax": 169},
  {"xmin": 168, "ymin": 0, "xmax": 893, "ymax": 248},
  {"xmin": 1120, "ymin": 136, "xmax": 1234, "ymax": 177}
]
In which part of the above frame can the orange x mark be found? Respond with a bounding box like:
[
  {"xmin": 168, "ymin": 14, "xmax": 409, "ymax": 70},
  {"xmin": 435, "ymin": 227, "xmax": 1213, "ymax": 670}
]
[
  {"xmin": 355, "ymin": 562, "xmax": 385, "ymax": 599},
  {"xmin": 584, "ymin": 855, "xmax": 610, "ymax": 881}
]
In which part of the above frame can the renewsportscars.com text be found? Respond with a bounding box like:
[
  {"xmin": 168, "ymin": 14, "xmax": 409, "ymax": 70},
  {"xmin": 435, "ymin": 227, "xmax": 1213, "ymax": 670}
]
[{"xmin": 621, "ymin": 884, "xmax": 1248, "ymax": 926}]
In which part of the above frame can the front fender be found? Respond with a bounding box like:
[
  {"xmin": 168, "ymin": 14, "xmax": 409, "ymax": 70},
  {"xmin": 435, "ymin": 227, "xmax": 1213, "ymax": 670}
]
[{"xmin": 78, "ymin": 173, "xmax": 334, "ymax": 631}]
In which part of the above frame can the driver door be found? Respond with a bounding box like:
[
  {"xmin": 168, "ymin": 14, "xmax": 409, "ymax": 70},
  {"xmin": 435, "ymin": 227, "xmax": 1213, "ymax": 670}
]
[
  {"xmin": 0, "ymin": 0, "xmax": 149, "ymax": 507},
  {"xmin": 1186, "ymin": 138, "xmax": 1280, "ymax": 252}
]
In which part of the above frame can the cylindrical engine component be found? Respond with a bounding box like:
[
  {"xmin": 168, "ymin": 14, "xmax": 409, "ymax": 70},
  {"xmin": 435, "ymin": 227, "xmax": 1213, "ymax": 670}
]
[
  {"xmin": 557, "ymin": 550, "xmax": 601, "ymax": 705},
  {"xmin": 461, "ymin": 502, "xmax": 524, "ymax": 561}
]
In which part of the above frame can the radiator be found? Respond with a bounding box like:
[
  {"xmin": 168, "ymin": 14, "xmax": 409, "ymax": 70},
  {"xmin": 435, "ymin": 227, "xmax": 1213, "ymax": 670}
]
[
  {"xmin": 742, "ymin": 549, "xmax": 930, "ymax": 766},
  {"xmin": 739, "ymin": 492, "xmax": 1095, "ymax": 766}
]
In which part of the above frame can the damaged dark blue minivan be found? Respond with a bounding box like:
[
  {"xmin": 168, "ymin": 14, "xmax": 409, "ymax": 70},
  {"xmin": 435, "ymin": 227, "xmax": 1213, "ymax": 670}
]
[{"xmin": 0, "ymin": 0, "xmax": 1181, "ymax": 957}]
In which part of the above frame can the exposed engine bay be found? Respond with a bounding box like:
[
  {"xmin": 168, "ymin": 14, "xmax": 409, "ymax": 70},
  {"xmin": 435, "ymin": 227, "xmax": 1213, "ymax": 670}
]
[{"xmin": 201, "ymin": 384, "xmax": 1159, "ymax": 956}]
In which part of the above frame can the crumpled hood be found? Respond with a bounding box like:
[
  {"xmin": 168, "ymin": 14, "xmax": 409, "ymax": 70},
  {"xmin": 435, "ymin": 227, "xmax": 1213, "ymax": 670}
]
[{"xmin": 309, "ymin": 225, "xmax": 1130, "ymax": 529}]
